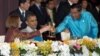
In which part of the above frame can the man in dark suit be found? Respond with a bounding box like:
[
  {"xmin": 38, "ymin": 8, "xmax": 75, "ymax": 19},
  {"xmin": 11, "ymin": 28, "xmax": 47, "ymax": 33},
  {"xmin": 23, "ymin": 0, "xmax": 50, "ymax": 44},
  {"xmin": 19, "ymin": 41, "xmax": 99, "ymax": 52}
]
[
  {"xmin": 29, "ymin": 0, "xmax": 49, "ymax": 29},
  {"xmin": 9, "ymin": 0, "xmax": 31, "ymax": 29}
]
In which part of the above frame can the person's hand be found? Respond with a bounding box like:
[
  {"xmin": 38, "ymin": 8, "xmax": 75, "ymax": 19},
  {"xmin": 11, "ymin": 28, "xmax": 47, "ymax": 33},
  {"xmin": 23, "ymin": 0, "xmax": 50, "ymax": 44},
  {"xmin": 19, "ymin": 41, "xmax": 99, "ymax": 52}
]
[
  {"xmin": 50, "ymin": 26, "xmax": 55, "ymax": 32},
  {"xmin": 64, "ymin": 29, "xmax": 70, "ymax": 33},
  {"xmin": 39, "ymin": 25, "xmax": 51, "ymax": 33}
]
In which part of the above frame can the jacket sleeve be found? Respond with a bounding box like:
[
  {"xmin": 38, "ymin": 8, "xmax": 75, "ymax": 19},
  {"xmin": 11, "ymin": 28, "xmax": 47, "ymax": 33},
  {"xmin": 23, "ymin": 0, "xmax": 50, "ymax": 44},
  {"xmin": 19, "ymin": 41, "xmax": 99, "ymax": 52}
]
[
  {"xmin": 89, "ymin": 12, "xmax": 98, "ymax": 38},
  {"xmin": 5, "ymin": 28, "xmax": 41, "ymax": 42},
  {"xmin": 17, "ymin": 30, "xmax": 41, "ymax": 40},
  {"xmin": 56, "ymin": 16, "xmax": 69, "ymax": 33}
]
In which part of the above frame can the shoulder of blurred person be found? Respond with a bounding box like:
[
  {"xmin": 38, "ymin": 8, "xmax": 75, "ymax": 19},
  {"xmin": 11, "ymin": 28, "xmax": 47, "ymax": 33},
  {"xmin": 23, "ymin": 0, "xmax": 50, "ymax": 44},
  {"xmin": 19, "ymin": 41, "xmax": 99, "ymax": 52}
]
[
  {"xmin": 90, "ymin": 3, "xmax": 100, "ymax": 22},
  {"xmin": 81, "ymin": 10, "xmax": 92, "ymax": 16},
  {"xmin": 86, "ymin": 3, "xmax": 94, "ymax": 13},
  {"xmin": 57, "ymin": 1, "xmax": 71, "ymax": 10},
  {"xmin": 9, "ymin": 8, "xmax": 21, "ymax": 16},
  {"xmin": 29, "ymin": 4, "xmax": 36, "ymax": 13},
  {"xmin": 9, "ymin": 8, "xmax": 32, "ymax": 17},
  {"xmin": 29, "ymin": 3, "xmax": 46, "ymax": 13},
  {"xmin": 81, "ymin": 10, "xmax": 97, "ymax": 22}
]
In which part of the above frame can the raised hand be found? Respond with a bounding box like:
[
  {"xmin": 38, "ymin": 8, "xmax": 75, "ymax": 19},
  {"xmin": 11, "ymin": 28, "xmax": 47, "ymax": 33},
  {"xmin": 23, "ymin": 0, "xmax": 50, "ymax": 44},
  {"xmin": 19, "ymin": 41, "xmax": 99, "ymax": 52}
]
[{"xmin": 39, "ymin": 25, "xmax": 51, "ymax": 33}]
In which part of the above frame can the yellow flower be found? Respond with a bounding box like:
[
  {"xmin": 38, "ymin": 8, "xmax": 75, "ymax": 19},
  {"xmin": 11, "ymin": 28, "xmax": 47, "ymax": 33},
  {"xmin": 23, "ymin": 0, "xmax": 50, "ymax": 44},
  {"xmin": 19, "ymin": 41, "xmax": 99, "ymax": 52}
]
[
  {"xmin": 37, "ymin": 40, "xmax": 52, "ymax": 56},
  {"xmin": 10, "ymin": 42, "xmax": 20, "ymax": 56},
  {"xmin": 10, "ymin": 42, "xmax": 18, "ymax": 49},
  {"xmin": 82, "ymin": 38, "xmax": 96, "ymax": 50}
]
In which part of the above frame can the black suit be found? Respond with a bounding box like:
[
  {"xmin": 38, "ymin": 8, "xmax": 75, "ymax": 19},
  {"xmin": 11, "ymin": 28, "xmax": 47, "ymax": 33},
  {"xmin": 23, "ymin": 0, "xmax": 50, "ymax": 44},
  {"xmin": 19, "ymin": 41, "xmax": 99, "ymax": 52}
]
[
  {"xmin": 29, "ymin": 4, "xmax": 49, "ymax": 29},
  {"xmin": 9, "ymin": 8, "xmax": 31, "ymax": 29},
  {"xmin": 55, "ymin": 1, "xmax": 71, "ymax": 27},
  {"xmin": 54, "ymin": 1, "xmax": 71, "ymax": 40}
]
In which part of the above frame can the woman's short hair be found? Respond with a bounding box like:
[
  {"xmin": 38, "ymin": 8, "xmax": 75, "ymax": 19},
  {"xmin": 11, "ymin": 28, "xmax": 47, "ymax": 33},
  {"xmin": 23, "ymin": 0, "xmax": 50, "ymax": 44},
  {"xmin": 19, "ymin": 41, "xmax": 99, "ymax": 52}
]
[{"xmin": 6, "ymin": 15, "xmax": 20, "ymax": 28}]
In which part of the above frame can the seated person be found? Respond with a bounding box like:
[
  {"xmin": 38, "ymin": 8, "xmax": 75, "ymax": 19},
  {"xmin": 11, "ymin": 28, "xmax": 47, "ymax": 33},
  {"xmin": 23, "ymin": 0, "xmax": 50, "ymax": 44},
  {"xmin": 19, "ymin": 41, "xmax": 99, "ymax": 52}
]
[
  {"xmin": 5, "ymin": 15, "xmax": 51, "ymax": 42},
  {"xmin": 54, "ymin": 4, "xmax": 98, "ymax": 39},
  {"xmin": 21, "ymin": 14, "xmax": 43, "ymax": 41}
]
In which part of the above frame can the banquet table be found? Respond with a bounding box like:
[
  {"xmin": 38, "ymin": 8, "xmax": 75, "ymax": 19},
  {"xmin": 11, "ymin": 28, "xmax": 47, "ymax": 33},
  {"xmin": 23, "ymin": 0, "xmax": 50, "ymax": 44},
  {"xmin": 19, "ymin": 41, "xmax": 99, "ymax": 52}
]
[{"xmin": 0, "ymin": 36, "xmax": 100, "ymax": 56}]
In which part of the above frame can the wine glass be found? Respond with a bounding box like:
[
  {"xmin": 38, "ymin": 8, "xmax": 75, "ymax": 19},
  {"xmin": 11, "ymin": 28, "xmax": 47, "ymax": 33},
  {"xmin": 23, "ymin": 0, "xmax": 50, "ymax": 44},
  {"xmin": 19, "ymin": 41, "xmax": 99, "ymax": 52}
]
[{"xmin": 48, "ymin": 22, "xmax": 56, "ymax": 38}]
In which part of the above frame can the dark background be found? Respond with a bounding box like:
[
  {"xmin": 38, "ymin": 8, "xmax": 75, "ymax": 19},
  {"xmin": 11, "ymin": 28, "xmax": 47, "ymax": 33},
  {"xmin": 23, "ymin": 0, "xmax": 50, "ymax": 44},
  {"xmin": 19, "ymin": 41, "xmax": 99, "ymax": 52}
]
[{"xmin": 0, "ymin": 0, "xmax": 18, "ymax": 35}]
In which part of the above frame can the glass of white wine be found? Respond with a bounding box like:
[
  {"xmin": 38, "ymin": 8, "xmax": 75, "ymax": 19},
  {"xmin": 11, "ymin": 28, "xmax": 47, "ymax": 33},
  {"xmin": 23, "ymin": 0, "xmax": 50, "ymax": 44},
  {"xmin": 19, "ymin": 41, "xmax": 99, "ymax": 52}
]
[{"xmin": 48, "ymin": 22, "xmax": 56, "ymax": 38}]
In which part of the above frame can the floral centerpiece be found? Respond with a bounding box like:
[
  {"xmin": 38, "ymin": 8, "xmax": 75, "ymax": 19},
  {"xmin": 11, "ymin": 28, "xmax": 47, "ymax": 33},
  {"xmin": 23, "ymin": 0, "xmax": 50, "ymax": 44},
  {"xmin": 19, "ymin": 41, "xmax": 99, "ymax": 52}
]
[
  {"xmin": 1, "ymin": 36, "xmax": 100, "ymax": 56},
  {"xmin": 82, "ymin": 36, "xmax": 97, "ymax": 52},
  {"xmin": 10, "ymin": 40, "xmax": 38, "ymax": 56},
  {"xmin": 36, "ymin": 40, "xmax": 52, "ymax": 56},
  {"xmin": 19, "ymin": 40, "xmax": 38, "ymax": 56}
]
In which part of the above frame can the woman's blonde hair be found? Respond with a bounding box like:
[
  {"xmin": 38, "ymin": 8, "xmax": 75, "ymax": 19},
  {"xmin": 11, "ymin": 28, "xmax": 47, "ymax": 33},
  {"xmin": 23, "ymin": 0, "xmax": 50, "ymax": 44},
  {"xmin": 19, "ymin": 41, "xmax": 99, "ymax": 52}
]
[{"xmin": 6, "ymin": 15, "xmax": 20, "ymax": 28}]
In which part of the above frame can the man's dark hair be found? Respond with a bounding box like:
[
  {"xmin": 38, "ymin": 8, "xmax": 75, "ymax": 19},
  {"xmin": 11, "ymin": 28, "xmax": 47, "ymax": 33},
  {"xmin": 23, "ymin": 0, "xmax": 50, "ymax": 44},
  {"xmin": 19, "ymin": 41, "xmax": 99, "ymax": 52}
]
[
  {"xmin": 26, "ymin": 13, "xmax": 36, "ymax": 21},
  {"xmin": 70, "ymin": 4, "xmax": 82, "ymax": 12},
  {"xmin": 45, "ymin": 0, "xmax": 54, "ymax": 5},
  {"xmin": 18, "ymin": 0, "xmax": 27, "ymax": 6}
]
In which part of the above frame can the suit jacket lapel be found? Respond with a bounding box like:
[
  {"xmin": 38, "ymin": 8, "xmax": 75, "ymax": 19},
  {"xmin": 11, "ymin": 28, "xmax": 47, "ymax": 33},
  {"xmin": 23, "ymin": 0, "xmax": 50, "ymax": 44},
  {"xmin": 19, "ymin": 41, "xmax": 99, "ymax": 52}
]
[{"xmin": 34, "ymin": 5, "xmax": 43, "ymax": 15}]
